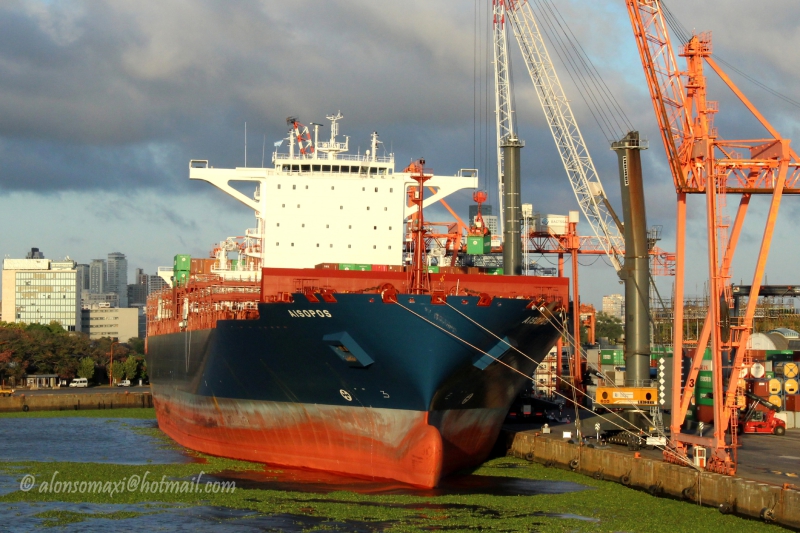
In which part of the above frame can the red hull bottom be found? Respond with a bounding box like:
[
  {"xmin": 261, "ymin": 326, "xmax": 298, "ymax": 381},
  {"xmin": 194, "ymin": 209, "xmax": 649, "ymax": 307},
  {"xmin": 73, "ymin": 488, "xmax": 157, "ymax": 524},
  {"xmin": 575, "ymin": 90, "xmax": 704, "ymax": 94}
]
[{"xmin": 152, "ymin": 387, "xmax": 505, "ymax": 488}]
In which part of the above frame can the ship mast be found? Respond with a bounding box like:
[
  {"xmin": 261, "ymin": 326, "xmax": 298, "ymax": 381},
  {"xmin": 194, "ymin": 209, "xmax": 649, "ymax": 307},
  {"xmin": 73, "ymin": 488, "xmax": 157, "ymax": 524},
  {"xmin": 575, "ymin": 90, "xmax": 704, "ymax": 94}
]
[{"xmin": 407, "ymin": 159, "xmax": 432, "ymax": 295}]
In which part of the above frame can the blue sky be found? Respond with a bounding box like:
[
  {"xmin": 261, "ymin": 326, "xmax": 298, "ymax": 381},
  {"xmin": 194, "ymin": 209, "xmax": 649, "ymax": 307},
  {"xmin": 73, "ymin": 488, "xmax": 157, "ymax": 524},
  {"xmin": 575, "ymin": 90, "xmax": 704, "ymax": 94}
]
[{"xmin": 0, "ymin": 0, "xmax": 798, "ymax": 307}]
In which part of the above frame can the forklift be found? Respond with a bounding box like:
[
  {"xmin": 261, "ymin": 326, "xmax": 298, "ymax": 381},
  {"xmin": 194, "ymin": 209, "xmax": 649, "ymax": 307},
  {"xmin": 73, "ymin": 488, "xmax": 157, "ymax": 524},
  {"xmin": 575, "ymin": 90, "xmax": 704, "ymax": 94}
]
[{"xmin": 741, "ymin": 391, "xmax": 786, "ymax": 436}]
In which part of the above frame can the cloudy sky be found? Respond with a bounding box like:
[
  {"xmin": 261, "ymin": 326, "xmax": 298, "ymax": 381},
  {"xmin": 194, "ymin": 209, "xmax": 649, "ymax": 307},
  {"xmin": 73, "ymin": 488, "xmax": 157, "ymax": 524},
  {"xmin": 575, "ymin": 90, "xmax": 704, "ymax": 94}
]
[{"xmin": 0, "ymin": 0, "xmax": 798, "ymax": 307}]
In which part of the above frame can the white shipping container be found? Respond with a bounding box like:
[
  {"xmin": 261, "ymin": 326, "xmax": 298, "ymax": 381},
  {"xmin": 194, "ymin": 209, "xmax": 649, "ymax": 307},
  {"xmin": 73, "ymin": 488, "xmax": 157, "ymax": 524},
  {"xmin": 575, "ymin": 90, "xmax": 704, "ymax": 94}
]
[{"xmin": 536, "ymin": 214, "xmax": 569, "ymax": 235}]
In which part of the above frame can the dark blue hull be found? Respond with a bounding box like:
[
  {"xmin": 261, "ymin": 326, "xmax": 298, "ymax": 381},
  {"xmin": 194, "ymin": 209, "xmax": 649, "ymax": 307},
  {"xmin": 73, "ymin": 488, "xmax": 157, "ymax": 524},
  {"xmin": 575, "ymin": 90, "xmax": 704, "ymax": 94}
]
[{"xmin": 147, "ymin": 293, "xmax": 561, "ymax": 486}]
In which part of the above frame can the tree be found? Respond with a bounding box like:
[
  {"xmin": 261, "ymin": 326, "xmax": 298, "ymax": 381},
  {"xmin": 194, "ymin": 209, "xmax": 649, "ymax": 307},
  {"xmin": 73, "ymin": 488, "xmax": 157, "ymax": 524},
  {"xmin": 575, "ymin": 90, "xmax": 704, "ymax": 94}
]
[
  {"xmin": 78, "ymin": 357, "xmax": 95, "ymax": 381},
  {"xmin": 127, "ymin": 337, "xmax": 145, "ymax": 355},
  {"xmin": 596, "ymin": 312, "xmax": 624, "ymax": 343},
  {"xmin": 111, "ymin": 360, "xmax": 126, "ymax": 382},
  {"xmin": 123, "ymin": 356, "xmax": 139, "ymax": 381}
]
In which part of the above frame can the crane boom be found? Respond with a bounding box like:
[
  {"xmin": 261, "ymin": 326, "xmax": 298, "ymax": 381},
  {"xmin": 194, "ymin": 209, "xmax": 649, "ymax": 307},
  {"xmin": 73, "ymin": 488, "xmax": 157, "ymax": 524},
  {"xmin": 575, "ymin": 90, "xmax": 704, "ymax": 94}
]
[{"xmin": 503, "ymin": 1, "xmax": 624, "ymax": 271}]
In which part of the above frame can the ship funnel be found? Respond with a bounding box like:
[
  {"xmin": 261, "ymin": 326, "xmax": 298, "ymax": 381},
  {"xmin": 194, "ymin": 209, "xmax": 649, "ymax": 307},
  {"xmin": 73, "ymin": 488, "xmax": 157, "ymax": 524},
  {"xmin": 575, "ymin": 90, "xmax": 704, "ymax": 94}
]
[{"xmin": 502, "ymin": 135, "xmax": 524, "ymax": 275}]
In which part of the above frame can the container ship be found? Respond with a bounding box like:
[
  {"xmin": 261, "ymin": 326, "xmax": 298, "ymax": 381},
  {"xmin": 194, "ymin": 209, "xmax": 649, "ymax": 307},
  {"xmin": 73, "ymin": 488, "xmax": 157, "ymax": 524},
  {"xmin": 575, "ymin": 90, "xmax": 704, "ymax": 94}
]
[{"xmin": 146, "ymin": 113, "xmax": 569, "ymax": 487}]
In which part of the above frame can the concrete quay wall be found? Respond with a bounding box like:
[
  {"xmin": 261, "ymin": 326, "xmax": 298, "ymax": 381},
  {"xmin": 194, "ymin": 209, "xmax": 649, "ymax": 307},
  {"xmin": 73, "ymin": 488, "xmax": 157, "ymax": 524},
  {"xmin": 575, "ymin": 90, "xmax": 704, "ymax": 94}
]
[
  {"xmin": 505, "ymin": 430, "xmax": 800, "ymax": 529},
  {"xmin": 0, "ymin": 392, "xmax": 153, "ymax": 413}
]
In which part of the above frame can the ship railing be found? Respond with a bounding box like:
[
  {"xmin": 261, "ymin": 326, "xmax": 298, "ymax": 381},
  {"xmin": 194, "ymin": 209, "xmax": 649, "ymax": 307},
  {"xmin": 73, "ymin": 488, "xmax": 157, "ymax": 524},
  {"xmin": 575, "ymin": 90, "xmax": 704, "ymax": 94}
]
[{"xmin": 273, "ymin": 153, "xmax": 392, "ymax": 163}]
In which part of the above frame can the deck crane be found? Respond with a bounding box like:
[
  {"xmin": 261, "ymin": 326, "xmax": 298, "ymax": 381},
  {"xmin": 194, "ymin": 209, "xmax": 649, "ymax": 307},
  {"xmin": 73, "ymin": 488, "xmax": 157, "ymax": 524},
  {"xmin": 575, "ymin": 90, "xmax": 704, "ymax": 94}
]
[
  {"xmin": 496, "ymin": 1, "xmax": 660, "ymax": 395},
  {"xmin": 496, "ymin": 1, "xmax": 625, "ymax": 272},
  {"xmin": 626, "ymin": 0, "xmax": 800, "ymax": 474}
]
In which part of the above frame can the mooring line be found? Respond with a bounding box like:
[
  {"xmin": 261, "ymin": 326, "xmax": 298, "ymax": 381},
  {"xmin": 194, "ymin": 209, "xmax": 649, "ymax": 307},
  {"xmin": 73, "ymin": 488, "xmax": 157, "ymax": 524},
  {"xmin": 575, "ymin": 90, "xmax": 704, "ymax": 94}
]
[
  {"xmin": 392, "ymin": 299, "xmax": 697, "ymax": 470},
  {"xmin": 441, "ymin": 301, "xmax": 695, "ymax": 470}
]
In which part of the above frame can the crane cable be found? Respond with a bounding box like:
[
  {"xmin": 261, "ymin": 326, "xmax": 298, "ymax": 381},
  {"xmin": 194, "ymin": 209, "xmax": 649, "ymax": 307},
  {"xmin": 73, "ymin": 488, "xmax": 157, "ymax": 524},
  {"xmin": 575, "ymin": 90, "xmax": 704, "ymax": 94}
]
[
  {"xmin": 660, "ymin": 0, "xmax": 800, "ymax": 110},
  {"xmin": 531, "ymin": 0, "xmax": 634, "ymax": 142}
]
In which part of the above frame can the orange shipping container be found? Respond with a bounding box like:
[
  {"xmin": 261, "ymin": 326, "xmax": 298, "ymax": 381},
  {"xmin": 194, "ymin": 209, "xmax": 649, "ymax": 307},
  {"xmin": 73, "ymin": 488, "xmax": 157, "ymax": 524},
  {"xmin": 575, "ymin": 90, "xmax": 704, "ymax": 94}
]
[{"xmin": 786, "ymin": 394, "xmax": 799, "ymax": 412}]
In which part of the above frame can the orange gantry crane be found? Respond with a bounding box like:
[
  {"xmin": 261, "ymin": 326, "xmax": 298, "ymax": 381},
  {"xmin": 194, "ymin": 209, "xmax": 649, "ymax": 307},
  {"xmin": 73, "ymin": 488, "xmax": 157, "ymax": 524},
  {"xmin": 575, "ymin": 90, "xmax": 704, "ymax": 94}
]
[{"xmin": 627, "ymin": 0, "xmax": 800, "ymax": 474}]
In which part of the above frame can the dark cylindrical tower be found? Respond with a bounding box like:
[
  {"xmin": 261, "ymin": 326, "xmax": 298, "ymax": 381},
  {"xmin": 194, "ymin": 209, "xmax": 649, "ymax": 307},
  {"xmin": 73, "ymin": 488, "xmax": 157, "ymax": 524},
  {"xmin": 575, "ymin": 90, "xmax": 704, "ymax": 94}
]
[
  {"xmin": 611, "ymin": 131, "xmax": 650, "ymax": 386},
  {"xmin": 502, "ymin": 135, "xmax": 524, "ymax": 275}
]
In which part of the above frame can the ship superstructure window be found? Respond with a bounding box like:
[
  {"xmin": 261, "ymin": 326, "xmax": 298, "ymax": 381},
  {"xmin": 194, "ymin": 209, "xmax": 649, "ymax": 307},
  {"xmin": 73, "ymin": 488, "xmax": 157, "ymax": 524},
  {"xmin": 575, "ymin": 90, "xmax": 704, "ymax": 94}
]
[
  {"xmin": 331, "ymin": 186, "xmax": 335, "ymax": 190},
  {"xmin": 313, "ymin": 165, "xmax": 320, "ymax": 172},
  {"xmin": 332, "ymin": 165, "xmax": 339, "ymax": 171},
  {"xmin": 301, "ymin": 165, "xmax": 310, "ymax": 172},
  {"xmin": 375, "ymin": 187, "xmax": 378, "ymax": 192},
  {"xmin": 293, "ymin": 185, "xmax": 296, "ymax": 190},
  {"xmin": 291, "ymin": 165, "xmax": 299, "ymax": 172},
  {"xmin": 278, "ymin": 184, "xmax": 281, "ymax": 189},
  {"xmin": 390, "ymin": 188, "xmax": 393, "ymax": 192}
]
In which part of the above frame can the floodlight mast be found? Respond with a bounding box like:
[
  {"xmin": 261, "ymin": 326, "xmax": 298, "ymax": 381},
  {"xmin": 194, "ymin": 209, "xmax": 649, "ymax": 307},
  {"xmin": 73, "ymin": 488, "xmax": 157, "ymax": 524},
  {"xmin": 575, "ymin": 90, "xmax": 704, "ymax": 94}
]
[
  {"xmin": 493, "ymin": 0, "xmax": 516, "ymax": 236},
  {"xmin": 500, "ymin": 0, "xmax": 625, "ymax": 272}
]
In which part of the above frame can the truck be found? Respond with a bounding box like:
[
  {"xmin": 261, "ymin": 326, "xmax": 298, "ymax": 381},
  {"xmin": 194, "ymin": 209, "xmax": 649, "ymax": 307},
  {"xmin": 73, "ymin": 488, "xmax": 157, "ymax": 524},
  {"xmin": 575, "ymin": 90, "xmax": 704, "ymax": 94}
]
[
  {"xmin": 0, "ymin": 384, "xmax": 14, "ymax": 397},
  {"xmin": 740, "ymin": 391, "xmax": 786, "ymax": 436}
]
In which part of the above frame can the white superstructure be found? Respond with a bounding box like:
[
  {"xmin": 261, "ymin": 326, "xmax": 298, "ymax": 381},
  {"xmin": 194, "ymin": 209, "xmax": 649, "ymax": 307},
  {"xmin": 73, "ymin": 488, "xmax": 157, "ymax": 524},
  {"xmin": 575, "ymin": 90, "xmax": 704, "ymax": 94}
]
[{"xmin": 190, "ymin": 113, "xmax": 477, "ymax": 273}]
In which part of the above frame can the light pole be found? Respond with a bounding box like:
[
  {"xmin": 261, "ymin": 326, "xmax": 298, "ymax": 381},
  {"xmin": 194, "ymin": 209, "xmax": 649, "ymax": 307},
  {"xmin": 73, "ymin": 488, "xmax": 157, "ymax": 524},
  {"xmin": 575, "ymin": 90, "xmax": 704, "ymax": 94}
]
[{"xmin": 109, "ymin": 339, "xmax": 119, "ymax": 387}]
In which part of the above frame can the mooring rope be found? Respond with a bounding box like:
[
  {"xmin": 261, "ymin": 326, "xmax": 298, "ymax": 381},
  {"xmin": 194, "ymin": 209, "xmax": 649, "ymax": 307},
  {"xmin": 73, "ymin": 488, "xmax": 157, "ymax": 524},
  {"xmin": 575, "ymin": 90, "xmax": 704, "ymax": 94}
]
[{"xmin": 392, "ymin": 299, "xmax": 698, "ymax": 470}]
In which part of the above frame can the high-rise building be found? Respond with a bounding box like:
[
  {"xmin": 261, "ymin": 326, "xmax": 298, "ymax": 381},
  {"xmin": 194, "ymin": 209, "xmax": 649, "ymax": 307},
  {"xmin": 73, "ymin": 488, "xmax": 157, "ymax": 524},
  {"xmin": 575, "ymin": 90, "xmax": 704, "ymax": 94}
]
[
  {"xmin": 148, "ymin": 273, "xmax": 169, "ymax": 294},
  {"xmin": 127, "ymin": 268, "xmax": 148, "ymax": 306},
  {"xmin": 25, "ymin": 248, "xmax": 45, "ymax": 259},
  {"xmin": 602, "ymin": 294, "xmax": 625, "ymax": 319},
  {"xmin": 1, "ymin": 257, "xmax": 81, "ymax": 331},
  {"xmin": 89, "ymin": 259, "xmax": 106, "ymax": 294},
  {"xmin": 75, "ymin": 264, "xmax": 90, "ymax": 293},
  {"xmin": 107, "ymin": 252, "xmax": 128, "ymax": 308},
  {"xmin": 468, "ymin": 204, "xmax": 492, "ymax": 221}
]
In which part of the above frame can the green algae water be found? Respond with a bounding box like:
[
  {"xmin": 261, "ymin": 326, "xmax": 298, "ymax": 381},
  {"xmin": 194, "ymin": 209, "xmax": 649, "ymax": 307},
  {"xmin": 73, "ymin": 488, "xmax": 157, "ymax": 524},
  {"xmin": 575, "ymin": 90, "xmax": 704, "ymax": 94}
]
[{"xmin": 0, "ymin": 408, "xmax": 785, "ymax": 532}]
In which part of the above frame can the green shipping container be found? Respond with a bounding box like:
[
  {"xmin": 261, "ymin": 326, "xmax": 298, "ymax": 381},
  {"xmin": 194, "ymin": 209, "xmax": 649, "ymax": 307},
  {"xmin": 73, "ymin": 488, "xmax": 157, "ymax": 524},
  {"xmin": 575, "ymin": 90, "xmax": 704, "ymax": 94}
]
[
  {"xmin": 766, "ymin": 351, "xmax": 793, "ymax": 362},
  {"xmin": 600, "ymin": 349, "xmax": 625, "ymax": 366},
  {"xmin": 230, "ymin": 259, "xmax": 239, "ymax": 271},
  {"xmin": 174, "ymin": 271, "xmax": 189, "ymax": 286},
  {"xmin": 426, "ymin": 266, "xmax": 440, "ymax": 274},
  {"xmin": 765, "ymin": 371, "xmax": 775, "ymax": 379},
  {"xmin": 466, "ymin": 234, "xmax": 491, "ymax": 255},
  {"xmin": 486, "ymin": 267, "xmax": 504, "ymax": 275},
  {"xmin": 355, "ymin": 264, "xmax": 372, "ymax": 271},
  {"xmin": 697, "ymin": 370, "xmax": 713, "ymax": 390},
  {"xmin": 339, "ymin": 263, "xmax": 357, "ymax": 271},
  {"xmin": 174, "ymin": 254, "xmax": 191, "ymax": 271}
]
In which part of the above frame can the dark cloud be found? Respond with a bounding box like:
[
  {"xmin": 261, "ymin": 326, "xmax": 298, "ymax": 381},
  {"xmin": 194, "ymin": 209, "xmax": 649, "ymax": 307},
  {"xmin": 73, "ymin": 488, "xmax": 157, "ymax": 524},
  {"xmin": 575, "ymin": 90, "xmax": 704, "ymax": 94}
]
[{"xmin": 0, "ymin": 0, "xmax": 797, "ymax": 305}]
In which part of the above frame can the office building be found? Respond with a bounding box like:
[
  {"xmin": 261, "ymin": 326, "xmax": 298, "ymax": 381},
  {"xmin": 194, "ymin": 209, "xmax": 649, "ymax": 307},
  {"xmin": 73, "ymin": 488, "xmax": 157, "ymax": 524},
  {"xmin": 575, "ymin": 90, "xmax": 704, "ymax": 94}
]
[
  {"xmin": 127, "ymin": 268, "xmax": 148, "ymax": 306},
  {"xmin": 107, "ymin": 252, "xmax": 128, "ymax": 308},
  {"xmin": 602, "ymin": 294, "xmax": 625, "ymax": 319},
  {"xmin": 81, "ymin": 291, "xmax": 119, "ymax": 309},
  {"xmin": 89, "ymin": 259, "xmax": 106, "ymax": 294},
  {"xmin": 75, "ymin": 264, "xmax": 90, "ymax": 293},
  {"xmin": 1, "ymin": 257, "xmax": 81, "ymax": 331},
  {"xmin": 81, "ymin": 307, "xmax": 138, "ymax": 340}
]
